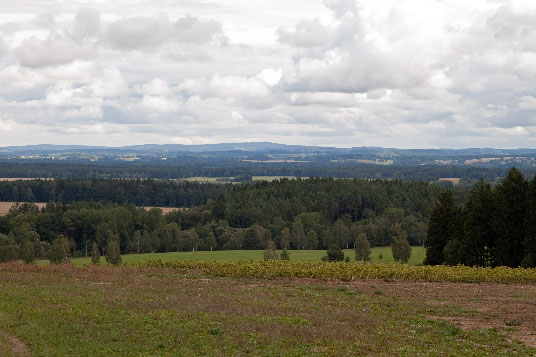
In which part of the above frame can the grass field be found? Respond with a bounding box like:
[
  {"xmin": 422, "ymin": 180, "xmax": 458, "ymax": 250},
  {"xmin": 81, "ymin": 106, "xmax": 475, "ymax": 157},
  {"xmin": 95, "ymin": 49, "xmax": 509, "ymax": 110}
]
[
  {"xmin": 66, "ymin": 246, "xmax": 426, "ymax": 267},
  {"xmin": 0, "ymin": 263, "xmax": 534, "ymax": 356}
]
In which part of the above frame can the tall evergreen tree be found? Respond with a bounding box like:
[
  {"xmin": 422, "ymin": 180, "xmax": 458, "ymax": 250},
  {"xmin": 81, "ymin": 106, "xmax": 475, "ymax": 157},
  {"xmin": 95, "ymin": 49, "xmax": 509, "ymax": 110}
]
[
  {"xmin": 461, "ymin": 179, "xmax": 496, "ymax": 266},
  {"xmin": 523, "ymin": 176, "xmax": 536, "ymax": 267},
  {"xmin": 424, "ymin": 191, "xmax": 458, "ymax": 265},
  {"xmin": 493, "ymin": 168, "xmax": 528, "ymax": 267}
]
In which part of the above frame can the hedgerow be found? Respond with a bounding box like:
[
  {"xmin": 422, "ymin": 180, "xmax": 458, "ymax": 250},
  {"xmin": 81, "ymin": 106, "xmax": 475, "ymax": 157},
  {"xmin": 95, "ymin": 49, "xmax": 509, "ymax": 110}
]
[{"xmin": 133, "ymin": 260, "xmax": 536, "ymax": 284}]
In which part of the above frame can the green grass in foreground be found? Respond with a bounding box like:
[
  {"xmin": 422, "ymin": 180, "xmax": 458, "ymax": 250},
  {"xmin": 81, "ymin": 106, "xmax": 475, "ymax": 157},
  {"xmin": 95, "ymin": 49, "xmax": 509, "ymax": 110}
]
[
  {"xmin": 0, "ymin": 263, "xmax": 534, "ymax": 356},
  {"xmin": 65, "ymin": 246, "xmax": 425, "ymax": 267}
]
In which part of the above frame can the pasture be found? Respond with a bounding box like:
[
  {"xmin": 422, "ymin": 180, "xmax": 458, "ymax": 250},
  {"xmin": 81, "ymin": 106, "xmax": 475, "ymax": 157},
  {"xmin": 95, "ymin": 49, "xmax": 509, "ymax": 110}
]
[
  {"xmin": 67, "ymin": 247, "xmax": 426, "ymax": 266},
  {"xmin": 0, "ymin": 263, "xmax": 535, "ymax": 356}
]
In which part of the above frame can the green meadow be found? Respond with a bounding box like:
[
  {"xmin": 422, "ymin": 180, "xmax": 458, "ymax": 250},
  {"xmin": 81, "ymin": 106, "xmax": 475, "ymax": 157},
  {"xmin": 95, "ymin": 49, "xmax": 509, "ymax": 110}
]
[{"xmin": 61, "ymin": 246, "xmax": 426, "ymax": 267}]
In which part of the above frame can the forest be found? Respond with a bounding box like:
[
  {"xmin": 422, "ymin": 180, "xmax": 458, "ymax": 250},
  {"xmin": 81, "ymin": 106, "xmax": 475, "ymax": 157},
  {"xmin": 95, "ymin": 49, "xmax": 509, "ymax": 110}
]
[
  {"xmin": 0, "ymin": 161, "xmax": 530, "ymax": 186},
  {"xmin": 426, "ymin": 168, "xmax": 536, "ymax": 267},
  {"xmin": 0, "ymin": 178, "xmax": 226, "ymax": 207},
  {"xmin": 0, "ymin": 177, "xmax": 456, "ymax": 263},
  {"xmin": 1, "ymin": 169, "xmax": 535, "ymax": 268}
]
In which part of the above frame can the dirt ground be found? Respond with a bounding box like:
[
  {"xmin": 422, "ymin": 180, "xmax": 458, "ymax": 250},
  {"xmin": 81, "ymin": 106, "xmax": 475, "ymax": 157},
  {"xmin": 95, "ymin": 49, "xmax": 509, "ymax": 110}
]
[{"xmin": 280, "ymin": 278, "xmax": 536, "ymax": 348}]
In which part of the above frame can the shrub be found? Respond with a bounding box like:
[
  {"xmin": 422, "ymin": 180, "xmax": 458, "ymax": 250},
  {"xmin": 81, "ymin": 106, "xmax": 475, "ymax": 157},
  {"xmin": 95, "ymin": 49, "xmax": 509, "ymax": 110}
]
[{"xmin": 322, "ymin": 244, "xmax": 344, "ymax": 262}]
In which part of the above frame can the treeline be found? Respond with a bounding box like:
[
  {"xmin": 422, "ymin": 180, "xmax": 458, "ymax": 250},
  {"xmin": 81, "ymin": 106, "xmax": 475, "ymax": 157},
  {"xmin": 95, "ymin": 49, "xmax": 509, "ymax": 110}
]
[
  {"xmin": 0, "ymin": 161, "xmax": 528, "ymax": 184},
  {"xmin": 0, "ymin": 179, "xmax": 227, "ymax": 207},
  {"xmin": 425, "ymin": 168, "xmax": 536, "ymax": 268},
  {"xmin": 0, "ymin": 178, "xmax": 459, "ymax": 262}
]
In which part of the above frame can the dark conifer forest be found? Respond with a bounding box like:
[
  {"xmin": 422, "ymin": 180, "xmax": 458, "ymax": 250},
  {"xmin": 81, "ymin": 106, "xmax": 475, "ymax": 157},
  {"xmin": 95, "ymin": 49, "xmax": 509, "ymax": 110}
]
[{"xmin": 0, "ymin": 168, "xmax": 535, "ymax": 268}]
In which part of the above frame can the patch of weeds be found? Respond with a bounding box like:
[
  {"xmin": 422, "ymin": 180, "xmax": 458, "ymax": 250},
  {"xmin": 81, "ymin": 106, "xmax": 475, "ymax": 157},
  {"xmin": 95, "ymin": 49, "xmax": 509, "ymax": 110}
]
[
  {"xmin": 505, "ymin": 319, "xmax": 521, "ymax": 327},
  {"xmin": 374, "ymin": 289, "xmax": 383, "ymax": 296},
  {"xmin": 207, "ymin": 327, "xmax": 224, "ymax": 336},
  {"xmin": 336, "ymin": 286, "xmax": 356, "ymax": 296},
  {"xmin": 297, "ymin": 285, "xmax": 310, "ymax": 292},
  {"xmin": 444, "ymin": 324, "xmax": 462, "ymax": 336}
]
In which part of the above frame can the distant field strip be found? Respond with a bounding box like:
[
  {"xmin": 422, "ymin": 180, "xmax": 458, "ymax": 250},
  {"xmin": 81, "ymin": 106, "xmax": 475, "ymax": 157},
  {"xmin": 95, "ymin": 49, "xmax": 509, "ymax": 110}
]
[
  {"xmin": 0, "ymin": 178, "xmax": 53, "ymax": 181},
  {"xmin": 0, "ymin": 202, "xmax": 187, "ymax": 216},
  {"xmin": 136, "ymin": 260, "xmax": 536, "ymax": 284},
  {"xmin": 0, "ymin": 202, "xmax": 47, "ymax": 215}
]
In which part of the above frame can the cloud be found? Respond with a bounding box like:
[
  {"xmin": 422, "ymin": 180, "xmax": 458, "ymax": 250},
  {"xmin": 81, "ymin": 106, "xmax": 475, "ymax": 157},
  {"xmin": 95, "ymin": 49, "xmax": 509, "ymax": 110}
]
[
  {"xmin": 105, "ymin": 14, "xmax": 221, "ymax": 50},
  {"xmin": 71, "ymin": 8, "xmax": 101, "ymax": 41},
  {"xmin": 4, "ymin": 0, "xmax": 536, "ymax": 148},
  {"xmin": 277, "ymin": 20, "xmax": 330, "ymax": 47},
  {"xmin": 14, "ymin": 35, "xmax": 94, "ymax": 68}
]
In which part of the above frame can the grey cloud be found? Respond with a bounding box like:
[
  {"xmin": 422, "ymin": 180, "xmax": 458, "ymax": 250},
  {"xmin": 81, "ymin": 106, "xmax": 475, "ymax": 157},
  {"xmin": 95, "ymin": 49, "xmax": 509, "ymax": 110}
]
[
  {"xmin": 14, "ymin": 35, "xmax": 94, "ymax": 68},
  {"xmin": 72, "ymin": 8, "xmax": 101, "ymax": 41},
  {"xmin": 277, "ymin": 20, "xmax": 330, "ymax": 47},
  {"xmin": 173, "ymin": 15, "xmax": 221, "ymax": 43},
  {"xmin": 105, "ymin": 15, "xmax": 221, "ymax": 50}
]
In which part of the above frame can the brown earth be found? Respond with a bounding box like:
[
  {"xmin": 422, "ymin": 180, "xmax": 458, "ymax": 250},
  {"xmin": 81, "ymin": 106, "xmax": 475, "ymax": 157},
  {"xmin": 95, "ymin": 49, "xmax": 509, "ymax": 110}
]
[{"xmin": 282, "ymin": 279, "xmax": 536, "ymax": 348}]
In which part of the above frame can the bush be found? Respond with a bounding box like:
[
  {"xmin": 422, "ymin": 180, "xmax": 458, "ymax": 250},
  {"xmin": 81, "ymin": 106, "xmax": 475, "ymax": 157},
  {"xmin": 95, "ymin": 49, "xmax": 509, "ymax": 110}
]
[
  {"xmin": 322, "ymin": 244, "xmax": 344, "ymax": 262},
  {"xmin": 263, "ymin": 240, "xmax": 278, "ymax": 261}
]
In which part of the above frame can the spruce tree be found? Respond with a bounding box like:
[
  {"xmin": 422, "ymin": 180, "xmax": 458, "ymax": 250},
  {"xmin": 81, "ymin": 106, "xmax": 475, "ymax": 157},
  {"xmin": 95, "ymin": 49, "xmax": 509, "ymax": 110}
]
[
  {"xmin": 461, "ymin": 179, "xmax": 495, "ymax": 266},
  {"xmin": 493, "ymin": 168, "xmax": 528, "ymax": 267},
  {"xmin": 523, "ymin": 176, "xmax": 536, "ymax": 267},
  {"xmin": 424, "ymin": 191, "xmax": 458, "ymax": 265}
]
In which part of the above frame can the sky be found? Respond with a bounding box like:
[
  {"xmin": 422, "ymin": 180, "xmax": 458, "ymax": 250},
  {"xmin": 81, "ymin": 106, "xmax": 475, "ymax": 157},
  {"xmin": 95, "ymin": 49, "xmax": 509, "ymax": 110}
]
[{"xmin": 1, "ymin": 0, "xmax": 536, "ymax": 148}]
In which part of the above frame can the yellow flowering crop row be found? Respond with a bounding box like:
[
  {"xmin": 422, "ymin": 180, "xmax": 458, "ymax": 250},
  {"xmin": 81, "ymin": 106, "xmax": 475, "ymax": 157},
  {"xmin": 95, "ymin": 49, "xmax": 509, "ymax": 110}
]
[{"xmin": 134, "ymin": 259, "xmax": 536, "ymax": 284}]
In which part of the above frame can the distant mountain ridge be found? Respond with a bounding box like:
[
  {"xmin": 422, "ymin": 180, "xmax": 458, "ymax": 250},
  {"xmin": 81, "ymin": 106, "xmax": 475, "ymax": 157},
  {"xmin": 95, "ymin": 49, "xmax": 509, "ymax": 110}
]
[{"xmin": 2, "ymin": 142, "xmax": 536, "ymax": 155}]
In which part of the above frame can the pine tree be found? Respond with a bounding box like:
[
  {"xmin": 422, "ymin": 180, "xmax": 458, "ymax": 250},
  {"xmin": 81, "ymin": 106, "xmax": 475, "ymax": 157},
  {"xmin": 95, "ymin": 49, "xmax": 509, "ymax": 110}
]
[
  {"xmin": 461, "ymin": 179, "xmax": 495, "ymax": 266},
  {"xmin": 424, "ymin": 191, "xmax": 458, "ymax": 265},
  {"xmin": 493, "ymin": 168, "xmax": 528, "ymax": 267},
  {"xmin": 354, "ymin": 233, "xmax": 371, "ymax": 262},
  {"xmin": 523, "ymin": 176, "xmax": 536, "ymax": 267}
]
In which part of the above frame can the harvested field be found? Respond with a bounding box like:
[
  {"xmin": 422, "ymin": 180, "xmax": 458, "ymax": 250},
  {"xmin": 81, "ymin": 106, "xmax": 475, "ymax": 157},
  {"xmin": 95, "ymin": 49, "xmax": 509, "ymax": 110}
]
[
  {"xmin": 0, "ymin": 202, "xmax": 188, "ymax": 216},
  {"xmin": 0, "ymin": 178, "xmax": 53, "ymax": 181},
  {"xmin": 0, "ymin": 263, "xmax": 534, "ymax": 356},
  {"xmin": 0, "ymin": 202, "xmax": 47, "ymax": 216},
  {"xmin": 140, "ymin": 206, "xmax": 189, "ymax": 214}
]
